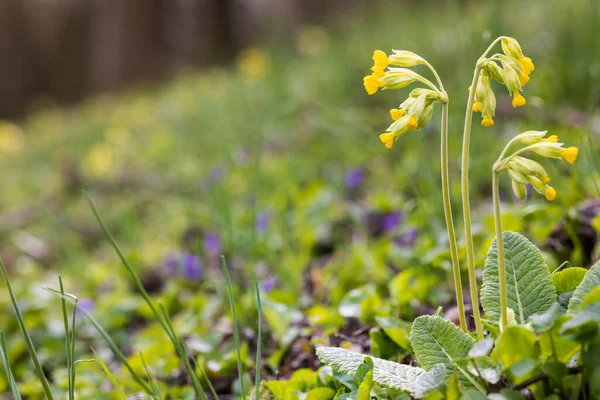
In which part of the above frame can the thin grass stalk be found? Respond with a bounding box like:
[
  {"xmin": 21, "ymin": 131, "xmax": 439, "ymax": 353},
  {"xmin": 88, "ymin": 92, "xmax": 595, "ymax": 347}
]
[
  {"xmin": 221, "ymin": 255, "xmax": 246, "ymax": 398},
  {"xmin": 0, "ymin": 258, "xmax": 54, "ymax": 400},
  {"xmin": 58, "ymin": 277, "xmax": 73, "ymax": 400},
  {"xmin": 1, "ymin": 331, "xmax": 22, "ymax": 399},
  {"xmin": 253, "ymin": 270, "xmax": 263, "ymax": 400}
]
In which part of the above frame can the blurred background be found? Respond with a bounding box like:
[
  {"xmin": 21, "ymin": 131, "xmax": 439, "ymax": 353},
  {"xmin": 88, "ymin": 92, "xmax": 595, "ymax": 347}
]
[{"xmin": 0, "ymin": 0, "xmax": 600, "ymax": 396}]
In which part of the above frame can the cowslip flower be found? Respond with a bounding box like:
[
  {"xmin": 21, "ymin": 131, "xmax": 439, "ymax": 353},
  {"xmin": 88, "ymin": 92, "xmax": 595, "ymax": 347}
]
[{"xmin": 496, "ymin": 131, "xmax": 578, "ymax": 202}]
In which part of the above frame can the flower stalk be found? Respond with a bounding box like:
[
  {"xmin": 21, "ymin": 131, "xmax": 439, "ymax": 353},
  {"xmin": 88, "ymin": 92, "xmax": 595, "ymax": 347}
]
[{"xmin": 491, "ymin": 170, "xmax": 509, "ymax": 328}]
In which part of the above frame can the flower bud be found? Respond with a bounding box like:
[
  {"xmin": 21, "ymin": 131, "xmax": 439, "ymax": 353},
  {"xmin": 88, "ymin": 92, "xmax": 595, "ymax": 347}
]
[
  {"xmin": 512, "ymin": 180, "xmax": 528, "ymax": 201},
  {"xmin": 388, "ymin": 50, "xmax": 425, "ymax": 67},
  {"xmin": 483, "ymin": 62, "xmax": 505, "ymax": 84},
  {"xmin": 501, "ymin": 37, "xmax": 524, "ymax": 60},
  {"xmin": 513, "ymin": 130, "xmax": 548, "ymax": 145},
  {"xmin": 381, "ymin": 68, "xmax": 423, "ymax": 90}
]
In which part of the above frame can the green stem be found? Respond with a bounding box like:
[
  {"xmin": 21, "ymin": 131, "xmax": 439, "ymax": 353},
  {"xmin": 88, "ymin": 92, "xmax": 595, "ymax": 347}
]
[
  {"xmin": 492, "ymin": 171, "xmax": 508, "ymax": 328},
  {"xmin": 440, "ymin": 101, "xmax": 467, "ymax": 331},
  {"xmin": 461, "ymin": 64, "xmax": 485, "ymax": 339}
]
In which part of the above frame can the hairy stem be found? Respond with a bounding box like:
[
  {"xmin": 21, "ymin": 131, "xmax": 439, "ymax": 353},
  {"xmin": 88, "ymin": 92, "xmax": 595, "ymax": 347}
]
[
  {"xmin": 441, "ymin": 101, "xmax": 467, "ymax": 331},
  {"xmin": 492, "ymin": 171, "xmax": 508, "ymax": 328},
  {"xmin": 461, "ymin": 64, "xmax": 485, "ymax": 339}
]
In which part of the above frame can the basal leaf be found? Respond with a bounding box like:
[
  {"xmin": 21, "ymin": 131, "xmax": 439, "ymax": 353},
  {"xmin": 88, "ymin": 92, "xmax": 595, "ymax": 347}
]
[
  {"xmin": 568, "ymin": 260, "xmax": 600, "ymax": 313},
  {"xmin": 553, "ymin": 267, "xmax": 588, "ymax": 313},
  {"xmin": 481, "ymin": 232, "xmax": 556, "ymax": 324},
  {"xmin": 315, "ymin": 347, "xmax": 427, "ymax": 396},
  {"xmin": 409, "ymin": 315, "xmax": 484, "ymax": 392},
  {"xmin": 496, "ymin": 326, "xmax": 540, "ymax": 371}
]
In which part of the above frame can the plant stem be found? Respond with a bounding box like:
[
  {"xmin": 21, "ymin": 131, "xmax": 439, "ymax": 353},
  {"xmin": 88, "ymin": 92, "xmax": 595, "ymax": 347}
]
[
  {"xmin": 492, "ymin": 171, "xmax": 508, "ymax": 328},
  {"xmin": 440, "ymin": 101, "xmax": 467, "ymax": 331},
  {"xmin": 461, "ymin": 64, "xmax": 485, "ymax": 339}
]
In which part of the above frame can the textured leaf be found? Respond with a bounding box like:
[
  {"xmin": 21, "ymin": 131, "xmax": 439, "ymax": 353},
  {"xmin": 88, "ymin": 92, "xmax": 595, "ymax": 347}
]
[
  {"xmin": 316, "ymin": 347, "xmax": 424, "ymax": 391},
  {"xmin": 481, "ymin": 232, "xmax": 556, "ymax": 324},
  {"xmin": 410, "ymin": 315, "xmax": 484, "ymax": 392},
  {"xmin": 468, "ymin": 338, "xmax": 494, "ymax": 358},
  {"xmin": 529, "ymin": 302, "xmax": 561, "ymax": 333},
  {"xmin": 496, "ymin": 326, "xmax": 540, "ymax": 370},
  {"xmin": 568, "ymin": 261, "xmax": 600, "ymax": 313},
  {"xmin": 316, "ymin": 347, "xmax": 441, "ymax": 398},
  {"xmin": 553, "ymin": 267, "xmax": 588, "ymax": 313}
]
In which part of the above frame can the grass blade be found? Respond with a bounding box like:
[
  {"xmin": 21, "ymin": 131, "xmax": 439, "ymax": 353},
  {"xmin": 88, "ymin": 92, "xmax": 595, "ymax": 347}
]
[
  {"xmin": 58, "ymin": 277, "xmax": 74, "ymax": 400},
  {"xmin": 139, "ymin": 352, "xmax": 161, "ymax": 398},
  {"xmin": 0, "ymin": 331, "xmax": 22, "ymax": 400},
  {"xmin": 221, "ymin": 255, "xmax": 246, "ymax": 398},
  {"xmin": 69, "ymin": 299, "xmax": 77, "ymax": 400},
  {"xmin": 83, "ymin": 190, "xmax": 209, "ymax": 399},
  {"xmin": 44, "ymin": 287, "xmax": 154, "ymax": 395},
  {"xmin": 0, "ymin": 258, "xmax": 54, "ymax": 400},
  {"xmin": 253, "ymin": 270, "xmax": 262, "ymax": 400},
  {"xmin": 91, "ymin": 347, "xmax": 127, "ymax": 400}
]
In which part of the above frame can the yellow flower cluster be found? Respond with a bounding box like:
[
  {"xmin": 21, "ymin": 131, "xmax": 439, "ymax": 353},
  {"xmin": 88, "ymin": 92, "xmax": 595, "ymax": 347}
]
[
  {"xmin": 472, "ymin": 37, "xmax": 535, "ymax": 127},
  {"xmin": 498, "ymin": 131, "xmax": 578, "ymax": 201},
  {"xmin": 363, "ymin": 50, "xmax": 440, "ymax": 149}
]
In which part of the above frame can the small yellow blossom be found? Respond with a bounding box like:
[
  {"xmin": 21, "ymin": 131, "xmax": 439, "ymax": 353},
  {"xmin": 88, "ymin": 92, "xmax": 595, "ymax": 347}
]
[
  {"xmin": 561, "ymin": 147, "xmax": 579, "ymax": 164},
  {"xmin": 519, "ymin": 71, "xmax": 530, "ymax": 86},
  {"xmin": 237, "ymin": 48, "xmax": 270, "ymax": 79},
  {"xmin": 519, "ymin": 57, "xmax": 535, "ymax": 75},
  {"xmin": 542, "ymin": 176, "xmax": 551, "ymax": 185},
  {"xmin": 545, "ymin": 135, "xmax": 559, "ymax": 143},
  {"xmin": 363, "ymin": 74, "xmax": 382, "ymax": 95},
  {"xmin": 85, "ymin": 142, "xmax": 113, "ymax": 177},
  {"xmin": 389, "ymin": 108, "xmax": 405, "ymax": 121},
  {"xmin": 379, "ymin": 133, "xmax": 395, "ymax": 148},
  {"xmin": 545, "ymin": 186, "xmax": 556, "ymax": 201},
  {"xmin": 472, "ymin": 101, "xmax": 483, "ymax": 112},
  {"xmin": 482, "ymin": 116, "xmax": 495, "ymax": 127},
  {"xmin": 512, "ymin": 93, "xmax": 526, "ymax": 108},
  {"xmin": 406, "ymin": 116, "xmax": 418, "ymax": 130},
  {"xmin": 373, "ymin": 50, "xmax": 390, "ymax": 70},
  {"xmin": 0, "ymin": 121, "xmax": 25, "ymax": 154},
  {"xmin": 371, "ymin": 66, "xmax": 385, "ymax": 78}
]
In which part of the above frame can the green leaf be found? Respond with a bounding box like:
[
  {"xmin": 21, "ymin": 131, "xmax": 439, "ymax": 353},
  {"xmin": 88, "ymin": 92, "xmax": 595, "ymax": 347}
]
[
  {"xmin": 409, "ymin": 315, "xmax": 484, "ymax": 392},
  {"xmin": 467, "ymin": 338, "xmax": 494, "ymax": 358},
  {"xmin": 568, "ymin": 261, "xmax": 600, "ymax": 313},
  {"xmin": 496, "ymin": 326, "xmax": 540, "ymax": 370},
  {"xmin": 315, "ymin": 347, "xmax": 426, "ymax": 396},
  {"xmin": 375, "ymin": 316, "xmax": 412, "ymax": 351},
  {"xmin": 306, "ymin": 388, "xmax": 336, "ymax": 400},
  {"xmin": 581, "ymin": 286, "xmax": 600, "ymax": 308},
  {"xmin": 553, "ymin": 267, "xmax": 587, "ymax": 313},
  {"xmin": 529, "ymin": 302, "xmax": 561, "ymax": 333},
  {"xmin": 357, "ymin": 370, "xmax": 373, "ymax": 400},
  {"xmin": 561, "ymin": 302, "xmax": 600, "ymax": 342},
  {"xmin": 481, "ymin": 232, "xmax": 556, "ymax": 324},
  {"xmin": 552, "ymin": 267, "xmax": 588, "ymax": 292}
]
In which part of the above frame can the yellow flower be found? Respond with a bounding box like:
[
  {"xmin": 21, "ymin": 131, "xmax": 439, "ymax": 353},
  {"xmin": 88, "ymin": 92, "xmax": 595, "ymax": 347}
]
[
  {"xmin": 0, "ymin": 121, "xmax": 25, "ymax": 154},
  {"xmin": 379, "ymin": 133, "xmax": 395, "ymax": 148},
  {"xmin": 482, "ymin": 116, "xmax": 495, "ymax": 127},
  {"xmin": 519, "ymin": 57, "xmax": 535, "ymax": 75},
  {"xmin": 363, "ymin": 74, "xmax": 382, "ymax": 95},
  {"xmin": 545, "ymin": 186, "xmax": 556, "ymax": 201},
  {"xmin": 372, "ymin": 50, "xmax": 390, "ymax": 70},
  {"xmin": 371, "ymin": 66, "xmax": 385, "ymax": 78},
  {"xmin": 389, "ymin": 108, "xmax": 405, "ymax": 121},
  {"xmin": 237, "ymin": 48, "xmax": 270, "ymax": 79},
  {"xmin": 512, "ymin": 92, "xmax": 526, "ymax": 108},
  {"xmin": 519, "ymin": 71, "xmax": 530, "ymax": 86},
  {"xmin": 561, "ymin": 146, "xmax": 578, "ymax": 164},
  {"xmin": 544, "ymin": 135, "xmax": 559, "ymax": 143},
  {"xmin": 406, "ymin": 116, "xmax": 418, "ymax": 130},
  {"xmin": 85, "ymin": 142, "xmax": 113, "ymax": 177},
  {"xmin": 542, "ymin": 176, "xmax": 551, "ymax": 185},
  {"xmin": 472, "ymin": 101, "xmax": 483, "ymax": 112}
]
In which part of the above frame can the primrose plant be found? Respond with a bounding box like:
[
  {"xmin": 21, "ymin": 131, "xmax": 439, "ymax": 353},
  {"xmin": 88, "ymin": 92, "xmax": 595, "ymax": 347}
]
[{"xmin": 318, "ymin": 37, "xmax": 600, "ymax": 399}]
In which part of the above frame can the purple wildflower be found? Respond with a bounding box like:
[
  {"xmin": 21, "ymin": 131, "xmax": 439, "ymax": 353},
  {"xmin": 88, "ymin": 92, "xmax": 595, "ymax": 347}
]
[
  {"xmin": 76, "ymin": 298, "xmax": 95, "ymax": 318},
  {"xmin": 344, "ymin": 168, "xmax": 364, "ymax": 189},
  {"xmin": 394, "ymin": 229, "xmax": 418, "ymax": 247},
  {"xmin": 255, "ymin": 210, "xmax": 272, "ymax": 233},
  {"xmin": 181, "ymin": 253, "xmax": 203, "ymax": 280},
  {"xmin": 260, "ymin": 276, "xmax": 278, "ymax": 293},
  {"xmin": 162, "ymin": 252, "xmax": 203, "ymax": 280},
  {"xmin": 381, "ymin": 211, "xmax": 404, "ymax": 232},
  {"xmin": 203, "ymin": 233, "xmax": 221, "ymax": 255}
]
